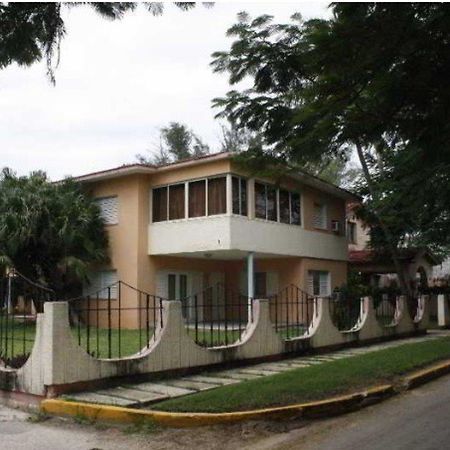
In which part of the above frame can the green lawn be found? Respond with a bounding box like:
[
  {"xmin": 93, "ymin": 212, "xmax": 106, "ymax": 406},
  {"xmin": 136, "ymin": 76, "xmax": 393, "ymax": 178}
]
[{"xmin": 151, "ymin": 336, "xmax": 450, "ymax": 413}]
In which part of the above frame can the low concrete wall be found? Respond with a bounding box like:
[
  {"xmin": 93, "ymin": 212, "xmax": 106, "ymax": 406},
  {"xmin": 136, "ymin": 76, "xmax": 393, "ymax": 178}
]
[{"xmin": 3, "ymin": 295, "xmax": 430, "ymax": 396}]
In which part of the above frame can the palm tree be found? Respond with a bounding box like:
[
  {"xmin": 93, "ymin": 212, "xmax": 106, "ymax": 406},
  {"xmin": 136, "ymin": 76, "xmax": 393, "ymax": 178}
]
[{"xmin": 0, "ymin": 168, "xmax": 108, "ymax": 298}]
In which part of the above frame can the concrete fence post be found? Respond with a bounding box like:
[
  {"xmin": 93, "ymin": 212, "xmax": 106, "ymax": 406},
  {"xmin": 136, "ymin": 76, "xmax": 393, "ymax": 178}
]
[{"xmin": 437, "ymin": 294, "xmax": 450, "ymax": 327}]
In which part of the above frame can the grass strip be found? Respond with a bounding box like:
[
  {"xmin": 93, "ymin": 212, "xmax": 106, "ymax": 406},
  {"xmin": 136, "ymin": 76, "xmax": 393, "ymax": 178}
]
[{"xmin": 151, "ymin": 337, "xmax": 450, "ymax": 413}]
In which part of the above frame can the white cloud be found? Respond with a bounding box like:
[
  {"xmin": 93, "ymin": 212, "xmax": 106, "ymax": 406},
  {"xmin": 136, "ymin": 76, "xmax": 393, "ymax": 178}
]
[{"xmin": 0, "ymin": 2, "xmax": 329, "ymax": 180}]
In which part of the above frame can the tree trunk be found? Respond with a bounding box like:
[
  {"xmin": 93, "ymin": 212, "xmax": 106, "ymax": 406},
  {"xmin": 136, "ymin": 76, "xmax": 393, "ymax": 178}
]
[{"xmin": 355, "ymin": 142, "xmax": 413, "ymax": 298}]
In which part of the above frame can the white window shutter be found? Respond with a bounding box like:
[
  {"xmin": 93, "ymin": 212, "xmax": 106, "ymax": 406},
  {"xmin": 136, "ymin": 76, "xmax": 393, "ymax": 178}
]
[
  {"xmin": 307, "ymin": 272, "xmax": 314, "ymax": 296},
  {"xmin": 156, "ymin": 271, "xmax": 168, "ymax": 299},
  {"xmin": 96, "ymin": 196, "xmax": 118, "ymax": 225},
  {"xmin": 313, "ymin": 203, "xmax": 327, "ymax": 229},
  {"xmin": 319, "ymin": 272, "xmax": 330, "ymax": 296},
  {"xmin": 266, "ymin": 272, "xmax": 279, "ymax": 296}
]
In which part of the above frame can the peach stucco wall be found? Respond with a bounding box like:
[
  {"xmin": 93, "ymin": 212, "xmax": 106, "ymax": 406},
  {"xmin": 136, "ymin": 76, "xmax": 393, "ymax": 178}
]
[{"xmin": 85, "ymin": 158, "xmax": 348, "ymax": 310}]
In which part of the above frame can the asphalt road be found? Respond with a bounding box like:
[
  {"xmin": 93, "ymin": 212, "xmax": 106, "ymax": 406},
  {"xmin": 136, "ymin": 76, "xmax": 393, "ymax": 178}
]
[
  {"xmin": 1, "ymin": 374, "xmax": 450, "ymax": 450},
  {"xmin": 252, "ymin": 374, "xmax": 450, "ymax": 450}
]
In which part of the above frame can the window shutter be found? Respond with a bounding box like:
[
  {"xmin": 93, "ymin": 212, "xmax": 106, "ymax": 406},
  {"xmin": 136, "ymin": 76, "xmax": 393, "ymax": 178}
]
[
  {"xmin": 313, "ymin": 203, "xmax": 326, "ymax": 229},
  {"xmin": 319, "ymin": 272, "xmax": 330, "ymax": 296},
  {"xmin": 307, "ymin": 272, "xmax": 314, "ymax": 296},
  {"xmin": 266, "ymin": 272, "xmax": 279, "ymax": 296},
  {"xmin": 156, "ymin": 271, "xmax": 168, "ymax": 299},
  {"xmin": 102, "ymin": 270, "xmax": 118, "ymax": 299},
  {"xmin": 96, "ymin": 196, "xmax": 118, "ymax": 225}
]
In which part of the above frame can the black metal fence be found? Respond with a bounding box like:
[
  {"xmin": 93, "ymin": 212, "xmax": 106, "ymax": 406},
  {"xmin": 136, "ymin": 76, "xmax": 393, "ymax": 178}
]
[
  {"xmin": 329, "ymin": 290, "xmax": 362, "ymax": 331},
  {"xmin": 406, "ymin": 295, "xmax": 420, "ymax": 321},
  {"xmin": 180, "ymin": 284, "xmax": 251, "ymax": 348},
  {"xmin": 268, "ymin": 285, "xmax": 316, "ymax": 339},
  {"xmin": 0, "ymin": 270, "xmax": 54, "ymax": 369},
  {"xmin": 68, "ymin": 281, "xmax": 164, "ymax": 359},
  {"xmin": 373, "ymin": 291, "xmax": 398, "ymax": 326}
]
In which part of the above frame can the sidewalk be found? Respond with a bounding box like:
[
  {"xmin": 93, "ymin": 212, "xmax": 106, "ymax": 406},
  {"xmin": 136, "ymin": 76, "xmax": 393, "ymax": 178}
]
[{"xmin": 64, "ymin": 331, "xmax": 449, "ymax": 409}]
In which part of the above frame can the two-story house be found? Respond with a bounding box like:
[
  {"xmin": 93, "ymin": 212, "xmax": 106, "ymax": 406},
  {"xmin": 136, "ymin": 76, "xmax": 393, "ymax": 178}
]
[{"xmin": 75, "ymin": 152, "xmax": 357, "ymax": 323}]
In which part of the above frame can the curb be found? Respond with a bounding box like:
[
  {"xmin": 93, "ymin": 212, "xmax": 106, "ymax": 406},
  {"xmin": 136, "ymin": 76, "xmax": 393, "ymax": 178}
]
[{"xmin": 41, "ymin": 360, "xmax": 450, "ymax": 428}]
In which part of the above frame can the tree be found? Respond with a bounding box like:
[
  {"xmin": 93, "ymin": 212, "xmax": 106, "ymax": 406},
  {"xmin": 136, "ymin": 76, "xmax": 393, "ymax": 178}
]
[
  {"xmin": 219, "ymin": 120, "xmax": 263, "ymax": 153},
  {"xmin": 0, "ymin": 2, "xmax": 212, "ymax": 83},
  {"xmin": 137, "ymin": 122, "xmax": 210, "ymax": 165},
  {"xmin": 0, "ymin": 169, "xmax": 108, "ymax": 297},
  {"xmin": 211, "ymin": 5, "xmax": 450, "ymax": 295}
]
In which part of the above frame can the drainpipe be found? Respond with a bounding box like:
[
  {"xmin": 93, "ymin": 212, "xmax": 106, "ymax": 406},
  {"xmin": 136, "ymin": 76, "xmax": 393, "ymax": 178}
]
[{"xmin": 247, "ymin": 252, "xmax": 254, "ymax": 319}]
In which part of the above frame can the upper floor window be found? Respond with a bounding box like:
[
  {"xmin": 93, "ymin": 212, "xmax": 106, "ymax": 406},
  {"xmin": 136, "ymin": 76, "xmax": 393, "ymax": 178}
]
[
  {"xmin": 255, "ymin": 182, "xmax": 277, "ymax": 221},
  {"xmin": 232, "ymin": 176, "xmax": 247, "ymax": 216},
  {"xmin": 279, "ymin": 189, "xmax": 301, "ymax": 225},
  {"xmin": 346, "ymin": 221, "xmax": 357, "ymax": 243},
  {"xmin": 189, "ymin": 180, "xmax": 206, "ymax": 218},
  {"xmin": 152, "ymin": 175, "xmax": 227, "ymax": 222},
  {"xmin": 308, "ymin": 270, "xmax": 330, "ymax": 297},
  {"xmin": 255, "ymin": 182, "xmax": 301, "ymax": 225},
  {"xmin": 313, "ymin": 202, "xmax": 327, "ymax": 229},
  {"xmin": 208, "ymin": 176, "xmax": 226, "ymax": 215},
  {"xmin": 96, "ymin": 196, "xmax": 118, "ymax": 225}
]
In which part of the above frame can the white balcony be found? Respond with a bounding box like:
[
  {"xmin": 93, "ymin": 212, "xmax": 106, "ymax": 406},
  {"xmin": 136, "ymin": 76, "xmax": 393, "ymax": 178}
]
[{"xmin": 148, "ymin": 215, "xmax": 348, "ymax": 261}]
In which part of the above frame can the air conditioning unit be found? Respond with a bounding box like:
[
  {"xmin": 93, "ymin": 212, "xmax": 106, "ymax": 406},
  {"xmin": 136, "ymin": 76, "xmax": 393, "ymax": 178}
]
[{"xmin": 331, "ymin": 220, "xmax": 340, "ymax": 232}]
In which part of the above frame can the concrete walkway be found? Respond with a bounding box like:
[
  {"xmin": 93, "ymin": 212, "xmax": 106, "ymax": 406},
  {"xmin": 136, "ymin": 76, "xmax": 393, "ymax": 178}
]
[{"xmin": 65, "ymin": 331, "xmax": 449, "ymax": 408}]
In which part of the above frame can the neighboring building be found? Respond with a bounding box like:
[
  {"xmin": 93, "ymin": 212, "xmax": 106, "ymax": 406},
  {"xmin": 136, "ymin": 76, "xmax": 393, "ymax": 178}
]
[
  {"xmin": 74, "ymin": 152, "xmax": 356, "ymax": 319},
  {"xmin": 346, "ymin": 203, "xmax": 440, "ymax": 289}
]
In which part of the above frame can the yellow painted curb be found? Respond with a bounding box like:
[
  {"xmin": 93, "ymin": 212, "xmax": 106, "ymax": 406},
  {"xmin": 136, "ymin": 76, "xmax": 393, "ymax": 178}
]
[
  {"xmin": 41, "ymin": 384, "xmax": 393, "ymax": 428},
  {"xmin": 403, "ymin": 359, "xmax": 450, "ymax": 389}
]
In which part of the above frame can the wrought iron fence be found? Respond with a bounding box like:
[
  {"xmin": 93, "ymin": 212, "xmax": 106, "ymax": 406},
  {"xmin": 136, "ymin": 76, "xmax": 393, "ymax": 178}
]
[
  {"xmin": 68, "ymin": 281, "xmax": 164, "ymax": 359},
  {"xmin": 329, "ymin": 290, "xmax": 362, "ymax": 331},
  {"xmin": 373, "ymin": 291, "xmax": 398, "ymax": 326},
  {"xmin": 180, "ymin": 283, "xmax": 251, "ymax": 348},
  {"xmin": 268, "ymin": 285, "xmax": 316, "ymax": 339},
  {"xmin": 0, "ymin": 270, "xmax": 54, "ymax": 369}
]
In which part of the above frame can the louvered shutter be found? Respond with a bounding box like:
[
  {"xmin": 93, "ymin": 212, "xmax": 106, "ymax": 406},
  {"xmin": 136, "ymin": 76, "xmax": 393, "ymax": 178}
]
[
  {"xmin": 101, "ymin": 270, "xmax": 118, "ymax": 299},
  {"xmin": 307, "ymin": 272, "xmax": 314, "ymax": 296},
  {"xmin": 266, "ymin": 272, "xmax": 279, "ymax": 297},
  {"xmin": 96, "ymin": 196, "xmax": 119, "ymax": 225},
  {"xmin": 156, "ymin": 271, "xmax": 168, "ymax": 299},
  {"xmin": 313, "ymin": 203, "xmax": 327, "ymax": 229},
  {"xmin": 319, "ymin": 272, "xmax": 330, "ymax": 296}
]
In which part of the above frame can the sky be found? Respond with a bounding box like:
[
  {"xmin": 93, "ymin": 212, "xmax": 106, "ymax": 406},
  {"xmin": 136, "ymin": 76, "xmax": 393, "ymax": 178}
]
[{"xmin": 0, "ymin": 2, "xmax": 330, "ymax": 180}]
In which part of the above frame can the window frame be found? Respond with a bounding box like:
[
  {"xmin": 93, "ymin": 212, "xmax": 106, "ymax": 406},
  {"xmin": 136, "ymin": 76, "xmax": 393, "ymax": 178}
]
[
  {"xmin": 308, "ymin": 270, "xmax": 331, "ymax": 297},
  {"xmin": 346, "ymin": 220, "xmax": 357, "ymax": 243},
  {"xmin": 231, "ymin": 175, "xmax": 248, "ymax": 217},
  {"xmin": 95, "ymin": 195, "xmax": 119, "ymax": 226},
  {"xmin": 313, "ymin": 202, "xmax": 328, "ymax": 230},
  {"xmin": 151, "ymin": 173, "xmax": 229, "ymax": 223},
  {"xmin": 254, "ymin": 180, "xmax": 302, "ymax": 226}
]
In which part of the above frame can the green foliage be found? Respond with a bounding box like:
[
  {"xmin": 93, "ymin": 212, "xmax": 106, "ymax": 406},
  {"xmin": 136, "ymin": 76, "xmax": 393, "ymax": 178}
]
[
  {"xmin": 137, "ymin": 122, "xmax": 210, "ymax": 165},
  {"xmin": 211, "ymin": 5, "xmax": 450, "ymax": 288},
  {"xmin": 0, "ymin": 2, "xmax": 207, "ymax": 83},
  {"xmin": 153, "ymin": 337, "xmax": 450, "ymax": 412},
  {"xmin": 0, "ymin": 169, "xmax": 108, "ymax": 296}
]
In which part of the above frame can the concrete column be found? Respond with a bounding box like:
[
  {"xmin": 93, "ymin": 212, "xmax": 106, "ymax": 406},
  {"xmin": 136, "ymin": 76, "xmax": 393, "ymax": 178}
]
[
  {"xmin": 247, "ymin": 252, "xmax": 254, "ymax": 320},
  {"xmin": 438, "ymin": 294, "xmax": 450, "ymax": 327},
  {"xmin": 226, "ymin": 173, "xmax": 233, "ymax": 215}
]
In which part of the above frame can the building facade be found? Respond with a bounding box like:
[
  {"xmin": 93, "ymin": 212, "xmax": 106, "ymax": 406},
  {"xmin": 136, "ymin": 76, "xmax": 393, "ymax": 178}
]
[{"xmin": 76, "ymin": 153, "xmax": 355, "ymax": 317}]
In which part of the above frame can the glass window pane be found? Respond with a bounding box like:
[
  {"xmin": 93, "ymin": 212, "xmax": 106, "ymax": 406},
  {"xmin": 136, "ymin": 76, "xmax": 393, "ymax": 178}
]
[
  {"xmin": 208, "ymin": 177, "xmax": 226, "ymax": 215},
  {"xmin": 267, "ymin": 186, "xmax": 277, "ymax": 221},
  {"xmin": 168, "ymin": 274, "xmax": 176, "ymax": 300},
  {"xmin": 291, "ymin": 192, "xmax": 301, "ymax": 225},
  {"xmin": 255, "ymin": 182, "xmax": 266, "ymax": 219},
  {"xmin": 279, "ymin": 190, "xmax": 290, "ymax": 224},
  {"xmin": 232, "ymin": 176, "xmax": 240, "ymax": 214},
  {"xmin": 240, "ymin": 178, "xmax": 247, "ymax": 216},
  {"xmin": 169, "ymin": 184, "xmax": 185, "ymax": 220},
  {"xmin": 188, "ymin": 180, "xmax": 206, "ymax": 218},
  {"xmin": 152, "ymin": 187, "xmax": 167, "ymax": 222}
]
